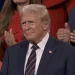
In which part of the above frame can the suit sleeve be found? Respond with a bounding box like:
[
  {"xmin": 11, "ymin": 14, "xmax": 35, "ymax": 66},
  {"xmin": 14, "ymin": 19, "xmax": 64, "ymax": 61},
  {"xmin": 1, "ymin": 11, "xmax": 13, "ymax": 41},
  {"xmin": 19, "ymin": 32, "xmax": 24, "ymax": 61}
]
[
  {"xmin": 0, "ymin": 49, "xmax": 9, "ymax": 75},
  {"xmin": 66, "ymin": 0, "xmax": 75, "ymax": 15},
  {"xmin": 66, "ymin": 47, "xmax": 75, "ymax": 75},
  {"xmin": 68, "ymin": 7, "xmax": 75, "ymax": 32},
  {"xmin": 66, "ymin": 0, "xmax": 75, "ymax": 33}
]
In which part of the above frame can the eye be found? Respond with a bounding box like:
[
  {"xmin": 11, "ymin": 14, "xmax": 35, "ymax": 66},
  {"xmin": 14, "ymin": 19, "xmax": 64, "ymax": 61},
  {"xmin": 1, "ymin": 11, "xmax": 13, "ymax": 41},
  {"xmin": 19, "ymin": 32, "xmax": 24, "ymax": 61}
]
[
  {"xmin": 28, "ymin": 21, "xmax": 35, "ymax": 25},
  {"xmin": 21, "ymin": 22, "xmax": 26, "ymax": 26},
  {"xmin": 21, "ymin": 21, "xmax": 35, "ymax": 26}
]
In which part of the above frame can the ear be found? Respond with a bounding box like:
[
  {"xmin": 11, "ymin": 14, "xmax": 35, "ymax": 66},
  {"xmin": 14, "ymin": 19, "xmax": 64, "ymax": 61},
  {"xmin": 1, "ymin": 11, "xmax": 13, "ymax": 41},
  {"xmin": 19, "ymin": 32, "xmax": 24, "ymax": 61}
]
[{"xmin": 43, "ymin": 22, "xmax": 49, "ymax": 30}]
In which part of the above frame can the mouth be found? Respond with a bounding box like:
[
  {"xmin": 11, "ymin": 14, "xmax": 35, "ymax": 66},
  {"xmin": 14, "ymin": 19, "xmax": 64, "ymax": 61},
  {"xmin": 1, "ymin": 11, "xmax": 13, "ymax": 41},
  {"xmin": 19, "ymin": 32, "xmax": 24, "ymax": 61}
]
[{"xmin": 25, "ymin": 32, "xmax": 33, "ymax": 36}]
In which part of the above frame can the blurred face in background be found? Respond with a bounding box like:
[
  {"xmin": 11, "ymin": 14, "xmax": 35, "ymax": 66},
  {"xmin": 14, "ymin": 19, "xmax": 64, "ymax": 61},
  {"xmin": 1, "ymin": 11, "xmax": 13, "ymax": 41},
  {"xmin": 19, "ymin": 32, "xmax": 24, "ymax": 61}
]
[{"xmin": 13, "ymin": 0, "xmax": 28, "ymax": 4}]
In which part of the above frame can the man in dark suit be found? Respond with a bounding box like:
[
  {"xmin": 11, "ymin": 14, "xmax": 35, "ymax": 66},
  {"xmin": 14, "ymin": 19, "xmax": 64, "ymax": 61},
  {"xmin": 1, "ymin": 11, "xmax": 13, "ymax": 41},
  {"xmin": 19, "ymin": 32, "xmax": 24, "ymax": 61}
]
[{"xmin": 0, "ymin": 4, "xmax": 75, "ymax": 75}]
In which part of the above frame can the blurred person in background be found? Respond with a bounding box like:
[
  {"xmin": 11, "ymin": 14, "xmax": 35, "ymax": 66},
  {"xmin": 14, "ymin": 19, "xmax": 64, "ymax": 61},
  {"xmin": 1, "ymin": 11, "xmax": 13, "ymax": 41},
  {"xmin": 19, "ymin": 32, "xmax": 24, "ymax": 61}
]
[
  {"xmin": 0, "ymin": 0, "xmax": 5, "ymax": 70},
  {"xmin": 57, "ymin": 23, "xmax": 75, "ymax": 46},
  {"xmin": 42, "ymin": 0, "xmax": 75, "ymax": 38},
  {"xmin": 57, "ymin": 7, "xmax": 75, "ymax": 47},
  {"xmin": 0, "ymin": 0, "xmax": 41, "ymax": 70},
  {"xmin": 0, "ymin": 0, "xmax": 5, "ymax": 11}
]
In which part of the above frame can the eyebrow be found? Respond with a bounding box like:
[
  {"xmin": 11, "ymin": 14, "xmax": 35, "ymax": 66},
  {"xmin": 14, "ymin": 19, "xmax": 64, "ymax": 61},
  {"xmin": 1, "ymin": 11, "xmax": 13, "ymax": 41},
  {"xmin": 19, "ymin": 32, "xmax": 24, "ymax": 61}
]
[{"xmin": 21, "ymin": 20, "xmax": 35, "ymax": 24}]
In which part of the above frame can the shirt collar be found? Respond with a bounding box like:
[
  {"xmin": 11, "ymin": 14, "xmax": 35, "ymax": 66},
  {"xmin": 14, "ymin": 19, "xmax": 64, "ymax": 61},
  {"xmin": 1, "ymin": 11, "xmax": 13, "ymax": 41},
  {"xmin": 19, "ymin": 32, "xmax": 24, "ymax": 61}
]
[
  {"xmin": 37, "ymin": 33, "xmax": 49, "ymax": 50},
  {"xmin": 29, "ymin": 33, "xmax": 49, "ymax": 51}
]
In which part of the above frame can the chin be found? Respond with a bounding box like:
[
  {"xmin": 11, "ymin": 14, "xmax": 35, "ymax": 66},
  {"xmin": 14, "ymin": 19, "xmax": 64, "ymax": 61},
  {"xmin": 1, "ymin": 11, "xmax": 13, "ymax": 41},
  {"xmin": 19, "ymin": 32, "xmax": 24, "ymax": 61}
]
[{"xmin": 25, "ymin": 37, "xmax": 33, "ymax": 41}]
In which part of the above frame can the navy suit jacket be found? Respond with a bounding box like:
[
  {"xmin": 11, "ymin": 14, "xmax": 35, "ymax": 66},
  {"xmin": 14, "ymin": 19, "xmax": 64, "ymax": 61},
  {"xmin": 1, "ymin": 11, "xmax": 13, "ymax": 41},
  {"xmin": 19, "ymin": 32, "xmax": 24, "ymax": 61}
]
[{"xmin": 0, "ymin": 36, "xmax": 75, "ymax": 75}]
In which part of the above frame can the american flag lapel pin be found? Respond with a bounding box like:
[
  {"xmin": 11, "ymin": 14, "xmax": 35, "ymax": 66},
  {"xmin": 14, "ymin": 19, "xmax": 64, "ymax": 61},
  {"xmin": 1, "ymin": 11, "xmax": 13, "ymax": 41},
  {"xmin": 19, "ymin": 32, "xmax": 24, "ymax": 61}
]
[{"xmin": 49, "ymin": 50, "xmax": 52, "ymax": 54}]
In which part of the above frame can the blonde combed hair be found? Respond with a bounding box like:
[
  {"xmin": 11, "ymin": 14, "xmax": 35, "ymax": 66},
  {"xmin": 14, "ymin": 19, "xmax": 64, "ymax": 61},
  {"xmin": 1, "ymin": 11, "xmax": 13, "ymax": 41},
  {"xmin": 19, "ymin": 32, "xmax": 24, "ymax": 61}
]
[{"xmin": 21, "ymin": 4, "xmax": 50, "ymax": 26}]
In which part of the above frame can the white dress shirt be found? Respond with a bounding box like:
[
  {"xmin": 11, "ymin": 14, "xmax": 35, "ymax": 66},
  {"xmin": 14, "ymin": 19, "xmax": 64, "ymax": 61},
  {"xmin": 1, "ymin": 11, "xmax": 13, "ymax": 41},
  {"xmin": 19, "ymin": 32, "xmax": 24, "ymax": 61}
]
[{"xmin": 24, "ymin": 33, "xmax": 49, "ymax": 75}]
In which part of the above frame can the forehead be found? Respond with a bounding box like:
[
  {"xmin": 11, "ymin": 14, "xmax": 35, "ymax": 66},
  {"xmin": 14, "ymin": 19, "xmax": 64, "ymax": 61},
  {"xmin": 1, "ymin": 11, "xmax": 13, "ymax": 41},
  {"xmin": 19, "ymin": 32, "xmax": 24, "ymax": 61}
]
[{"xmin": 21, "ymin": 12, "xmax": 40, "ymax": 22}]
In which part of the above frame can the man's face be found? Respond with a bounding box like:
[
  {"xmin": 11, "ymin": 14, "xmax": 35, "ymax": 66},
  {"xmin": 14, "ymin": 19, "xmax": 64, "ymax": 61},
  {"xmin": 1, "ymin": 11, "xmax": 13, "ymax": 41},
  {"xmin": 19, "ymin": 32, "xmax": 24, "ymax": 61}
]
[{"xmin": 21, "ymin": 12, "xmax": 47, "ymax": 43}]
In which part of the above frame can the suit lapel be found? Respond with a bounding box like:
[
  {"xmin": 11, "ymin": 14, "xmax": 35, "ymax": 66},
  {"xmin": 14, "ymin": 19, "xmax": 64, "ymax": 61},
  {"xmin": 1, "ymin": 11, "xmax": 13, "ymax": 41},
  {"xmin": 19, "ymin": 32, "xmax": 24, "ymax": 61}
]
[
  {"xmin": 37, "ymin": 36, "xmax": 58, "ymax": 75},
  {"xmin": 17, "ymin": 41, "xmax": 29, "ymax": 75}
]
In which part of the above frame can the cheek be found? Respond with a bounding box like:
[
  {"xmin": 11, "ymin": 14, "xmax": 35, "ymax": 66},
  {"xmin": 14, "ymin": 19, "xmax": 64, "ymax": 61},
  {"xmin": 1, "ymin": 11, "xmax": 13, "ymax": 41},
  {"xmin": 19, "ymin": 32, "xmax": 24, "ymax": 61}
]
[
  {"xmin": 35, "ymin": 28, "xmax": 43, "ymax": 36},
  {"xmin": 21, "ymin": 26, "xmax": 25, "ymax": 32},
  {"xmin": 36, "ymin": 26, "xmax": 43, "ymax": 32}
]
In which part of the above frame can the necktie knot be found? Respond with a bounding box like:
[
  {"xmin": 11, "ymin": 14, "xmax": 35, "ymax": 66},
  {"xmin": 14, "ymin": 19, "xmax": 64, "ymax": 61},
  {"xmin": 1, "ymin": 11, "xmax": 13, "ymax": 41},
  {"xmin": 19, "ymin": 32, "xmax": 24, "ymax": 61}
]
[{"xmin": 31, "ymin": 45, "xmax": 39, "ymax": 51}]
